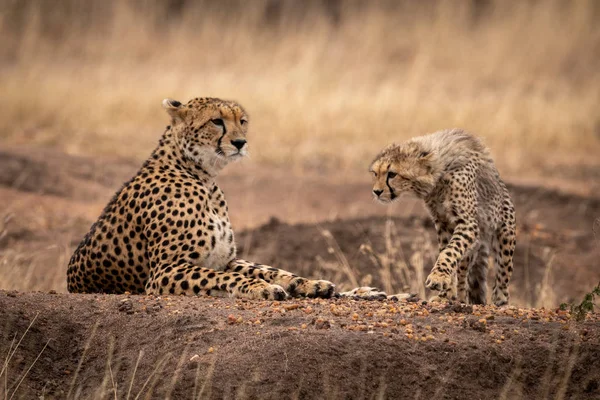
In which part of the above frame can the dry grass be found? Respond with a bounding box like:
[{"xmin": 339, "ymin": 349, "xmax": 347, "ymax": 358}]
[
  {"xmin": 0, "ymin": 0, "xmax": 597, "ymax": 309},
  {"xmin": 1, "ymin": 0, "xmax": 599, "ymax": 174}
]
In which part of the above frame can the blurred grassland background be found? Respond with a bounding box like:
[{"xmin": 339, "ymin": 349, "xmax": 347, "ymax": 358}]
[{"xmin": 0, "ymin": 0, "xmax": 599, "ymax": 174}]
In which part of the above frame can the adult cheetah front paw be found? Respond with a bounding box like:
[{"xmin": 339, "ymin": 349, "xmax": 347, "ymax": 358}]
[
  {"xmin": 425, "ymin": 270, "xmax": 452, "ymax": 292},
  {"xmin": 244, "ymin": 282, "xmax": 288, "ymax": 300},
  {"xmin": 288, "ymin": 278, "xmax": 335, "ymax": 299}
]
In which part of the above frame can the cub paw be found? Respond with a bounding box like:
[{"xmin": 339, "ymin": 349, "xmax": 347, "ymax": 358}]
[
  {"xmin": 425, "ymin": 270, "xmax": 452, "ymax": 292},
  {"xmin": 428, "ymin": 295, "xmax": 450, "ymax": 303},
  {"xmin": 492, "ymin": 292, "xmax": 509, "ymax": 307},
  {"xmin": 289, "ymin": 278, "xmax": 335, "ymax": 299}
]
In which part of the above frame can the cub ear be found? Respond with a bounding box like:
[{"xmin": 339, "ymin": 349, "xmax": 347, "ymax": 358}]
[{"xmin": 162, "ymin": 98, "xmax": 186, "ymax": 122}]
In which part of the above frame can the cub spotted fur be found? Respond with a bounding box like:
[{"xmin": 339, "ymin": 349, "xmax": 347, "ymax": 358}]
[{"xmin": 370, "ymin": 129, "xmax": 516, "ymax": 305}]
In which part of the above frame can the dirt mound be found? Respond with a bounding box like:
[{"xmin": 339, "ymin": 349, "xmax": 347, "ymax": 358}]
[
  {"xmin": 1, "ymin": 147, "xmax": 599, "ymax": 398},
  {"xmin": 0, "ymin": 147, "xmax": 136, "ymax": 200},
  {"xmin": 237, "ymin": 210, "xmax": 599, "ymax": 306},
  {"xmin": 1, "ymin": 291, "xmax": 599, "ymax": 399}
]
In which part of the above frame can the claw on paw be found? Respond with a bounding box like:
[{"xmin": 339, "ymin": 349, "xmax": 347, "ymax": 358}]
[{"xmin": 425, "ymin": 271, "xmax": 452, "ymax": 292}]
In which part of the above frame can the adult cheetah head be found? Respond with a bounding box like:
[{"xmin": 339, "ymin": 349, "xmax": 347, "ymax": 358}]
[
  {"xmin": 162, "ymin": 97, "xmax": 249, "ymax": 171},
  {"xmin": 369, "ymin": 141, "xmax": 438, "ymax": 202}
]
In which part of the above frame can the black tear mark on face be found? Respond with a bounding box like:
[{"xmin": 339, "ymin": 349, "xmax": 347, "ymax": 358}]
[
  {"xmin": 386, "ymin": 168, "xmax": 397, "ymax": 200},
  {"xmin": 216, "ymin": 118, "xmax": 227, "ymax": 155}
]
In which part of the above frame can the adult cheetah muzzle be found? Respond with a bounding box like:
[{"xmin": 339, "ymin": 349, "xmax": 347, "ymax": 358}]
[{"xmin": 66, "ymin": 96, "xmax": 335, "ymax": 300}]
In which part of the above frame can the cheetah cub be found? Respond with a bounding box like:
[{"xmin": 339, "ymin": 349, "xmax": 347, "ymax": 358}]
[
  {"xmin": 67, "ymin": 97, "xmax": 335, "ymax": 300},
  {"xmin": 370, "ymin": 129, "xmax": 516, "ymax": 306}
]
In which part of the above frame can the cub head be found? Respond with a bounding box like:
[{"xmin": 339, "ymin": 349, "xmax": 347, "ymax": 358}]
[
  {"xmin": 369, "ymin": 141, "xmax": 438, "ymax": 202},
  {"xmin": 162, "ymin": 97, "xmax": 249, "ymax": 170}
]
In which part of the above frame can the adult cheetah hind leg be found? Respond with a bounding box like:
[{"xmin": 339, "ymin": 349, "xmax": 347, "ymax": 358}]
[
  {"xmin": 492, "ymin": 224, "xmax": 516, "ymax": 306},
  {"xmin": 225, "ymin": 259, "xmax": 335, "ymax": 298},
  {"xmin": 145, "ymin": 264, "xmax": 287, "ymax": 300}
]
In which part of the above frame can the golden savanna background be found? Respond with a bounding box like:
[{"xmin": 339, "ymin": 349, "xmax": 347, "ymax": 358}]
[
  {"xmin": 1, "ymin": 2, "xmax": 600, "ymax": 399},
  {"xmin": 0, "ymin": 0, "xmax": 599, "ymax": 304}
]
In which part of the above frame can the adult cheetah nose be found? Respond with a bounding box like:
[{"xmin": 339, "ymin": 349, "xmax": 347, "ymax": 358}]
[
  {"xmin": 373, "ymin": 189, "xmax": 383, "ymax": 197},
  {"xmin": 231, "ymin": 139, "xmax": 247, "ymax": 150}
]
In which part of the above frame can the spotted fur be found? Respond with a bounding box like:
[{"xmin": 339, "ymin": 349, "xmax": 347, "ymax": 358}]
[
  {"xmin": 67, "ymin": 97, "xmax": 335, "ymax": 300},
  {"xmin": 370, "ymin": 129, "xmax": 516, "ymax": 306}
]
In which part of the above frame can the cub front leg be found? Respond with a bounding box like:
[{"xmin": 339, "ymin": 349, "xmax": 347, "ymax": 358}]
[
  {"xmin": 225, "ymin": 259, "xmax": 335, "ymax": 298},
  {"xmin": 426, "ymin": 218, "xmax": 479, "ymax": 299}
]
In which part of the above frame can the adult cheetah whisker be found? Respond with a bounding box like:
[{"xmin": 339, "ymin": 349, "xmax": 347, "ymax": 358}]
[{"xmin": 66, "ymin": 97, "xmax": 334, "ymax": 300}]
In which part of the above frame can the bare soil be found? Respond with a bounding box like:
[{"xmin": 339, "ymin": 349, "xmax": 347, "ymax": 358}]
[
  {"xmin": 0, "ymin": 146, "xmax": 599, "ymax": 399},
  {"xmin": 1, "ymin": 291, "xmax": 599, "ymax": 399}
]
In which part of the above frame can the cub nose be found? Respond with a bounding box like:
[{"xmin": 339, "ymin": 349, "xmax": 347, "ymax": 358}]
[
  {"xmin": 373, "ymin": 189, "xmax": 383, "ymax": 197},
  {"xmin": 231, "ymin": 139, "xmax": 247, "ymax": 150}
]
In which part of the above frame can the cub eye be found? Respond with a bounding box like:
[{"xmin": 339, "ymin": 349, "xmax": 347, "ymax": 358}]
[
  {"xmin": 387, "ymin": 172, "xmax": 397, "ymax": 179},
  {"xmin": 211, "ymin": 118, "xmax": 224, "ymax": 127},
  {"xmin": 240, "ymin": 119, "xmax": 247, "ymax": 125}
]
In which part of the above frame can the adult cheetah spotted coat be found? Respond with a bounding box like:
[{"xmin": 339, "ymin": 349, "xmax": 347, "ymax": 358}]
[{"xmin": 67, "ymin": 97, "xmax": 334, "ymax": 300}]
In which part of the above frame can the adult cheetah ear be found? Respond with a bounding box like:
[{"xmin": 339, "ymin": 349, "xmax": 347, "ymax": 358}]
[{"xmin": 162, "ymin": 98, "xmax": 186, "ymax": 123}]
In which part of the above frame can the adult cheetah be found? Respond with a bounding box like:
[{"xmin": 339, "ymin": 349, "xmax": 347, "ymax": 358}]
[
  {"xmin": 67, "ymin": 97, "xmax": 335, "ymax": 300},
  {"xmin": 370, "ymin": 129, "xmax": 516, "ymax": 306}
]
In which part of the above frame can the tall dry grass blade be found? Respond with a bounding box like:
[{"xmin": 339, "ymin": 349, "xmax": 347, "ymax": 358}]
[
  {"xmin": 0, "ymin": 312, "xmax": 39, "ymax": 380},
  {"xmin": 376, "ymin": 375, "xmax": 387, "ymax": 400},
  {"xmin": 319, "ymin": 228, "xmax": 359, "ymax": 288},
  {"xmin": 2, "ymin": 334, "xmax": 16, "ymax": 400},
  {"xmin": 196, "ymin": 355, "xmax": 217, "ymax": 400},
  {"xmin": 67, "ymin": 319, "xmax": 99, "ymax": 400},
  {"xmin": 126, "ymin": 350, "xmax": 144, "ymax": 400},
  {"xmin": 164, "ymin": 345, "xmax": 190, "ymax": 400},
  {"xmin": 539, "ymin": 332, "xmax": 560, "ymax": 399},
  {"xmin": 95, "ymin": 335, "xmax": 116, "ymax": 399},
  {"xmin": 134, "ymin": 353, "xmax": 170, "ymax": 400},
  {"xmin": 192, "ymin": 361, "xmax": 202, "ymax": 400},
  {"xmin": 431, "ymin": 369, "xmax": 454, "ymax": 400},
  {"xmin": 108, "ymin": 342, "xmax": 118, "ymax": 400},
  {"xmin": 523, "ymin": 233, "xmax": 532, "ymax": 306},
  {"xmin": 498, "ymin": 356, "xmax": 522, "ymax": 400},
  {"xmin": 8, "ymin": 339, "xmax": 50, "ymax": 400},
  {"xmin": 535, "ymin": 248, "xmax": 557, "ymax": 308},
  {"xmin": 555, "ymin": 338, "xmax": 580, "ymax": 400}
]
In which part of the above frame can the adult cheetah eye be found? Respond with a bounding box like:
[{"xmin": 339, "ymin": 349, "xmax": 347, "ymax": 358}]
[
  {"xmin": 387, "ymin": 172, "xmax": 397, "ymax": 179},
  {"xmin": 240, "ymin": 119, "xmax": 247, "ymax": 125},
  {"xmin": 211, "ymin": 119, "xmax": 224, "ymax": 127}
]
